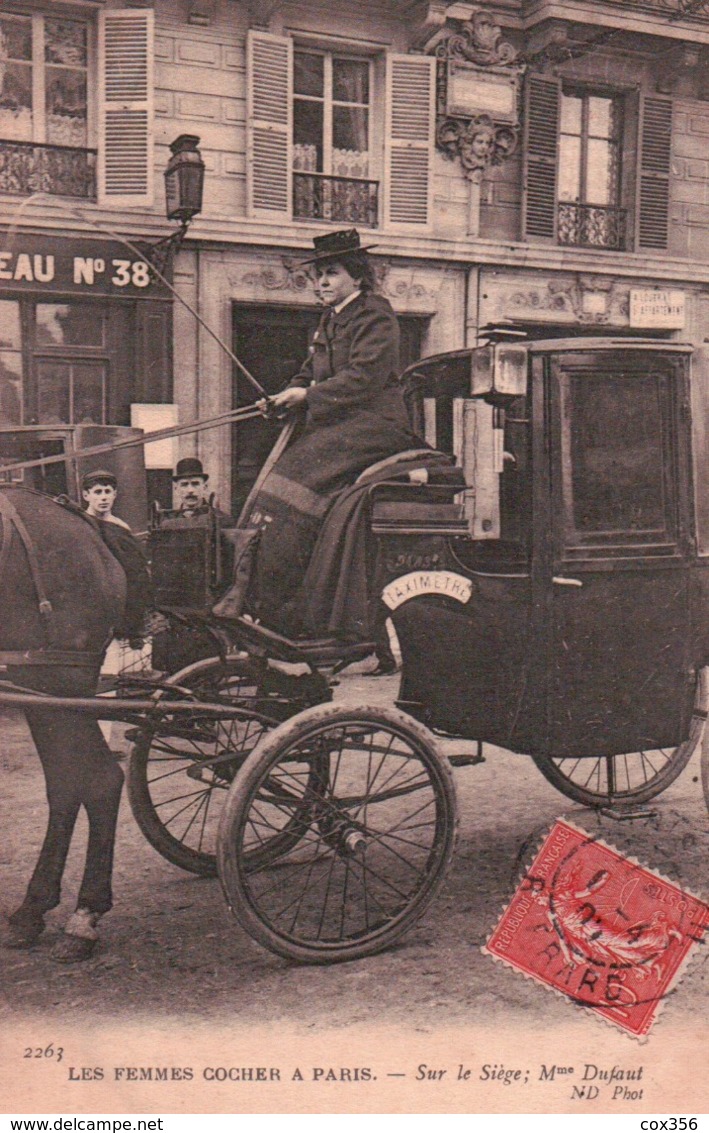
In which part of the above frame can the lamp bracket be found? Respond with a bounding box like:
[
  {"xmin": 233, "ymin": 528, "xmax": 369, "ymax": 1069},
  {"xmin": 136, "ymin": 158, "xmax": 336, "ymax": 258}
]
[{"xmin": 134, "ymin": 221, "xmax": 191, "ymax": 279}]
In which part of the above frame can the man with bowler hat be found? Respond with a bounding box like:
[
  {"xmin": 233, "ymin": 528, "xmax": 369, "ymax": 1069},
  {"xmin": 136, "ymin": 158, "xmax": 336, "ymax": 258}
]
[{"xmin": 173, "ymin": 457, "xmax": 217, "ymax": 518}]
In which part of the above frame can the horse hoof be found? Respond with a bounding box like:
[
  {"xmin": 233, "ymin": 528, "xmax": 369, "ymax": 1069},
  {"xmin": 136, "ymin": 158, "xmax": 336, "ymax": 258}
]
[
  {"xmin": 51, "ymin": 933, "xmax": 98, "ymax": 964},
  {"xmin": 4, "ymin": 920, "xmax": 44, "ymax": 949}
]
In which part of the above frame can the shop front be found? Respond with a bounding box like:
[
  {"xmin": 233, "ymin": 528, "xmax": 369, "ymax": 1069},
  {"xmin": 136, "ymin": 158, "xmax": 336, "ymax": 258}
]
[{"xmin": 0, "ymin": 232, "xmax": 172, "ymax": 431}]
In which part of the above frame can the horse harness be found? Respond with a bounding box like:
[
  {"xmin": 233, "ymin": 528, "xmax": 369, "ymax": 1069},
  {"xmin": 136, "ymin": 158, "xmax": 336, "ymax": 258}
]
[{"xmin": 0, "ymin": 491, "xmax": 105, "ymax": 668}]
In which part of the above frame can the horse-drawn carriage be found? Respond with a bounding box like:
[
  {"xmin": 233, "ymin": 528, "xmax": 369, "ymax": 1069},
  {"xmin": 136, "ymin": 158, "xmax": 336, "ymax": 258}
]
[{"xmin": 2, "ymin": 334, "xmax": 709, "ymax": 964}]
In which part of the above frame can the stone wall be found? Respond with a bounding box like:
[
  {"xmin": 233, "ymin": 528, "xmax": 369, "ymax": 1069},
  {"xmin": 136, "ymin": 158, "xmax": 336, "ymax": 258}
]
[{"xmin": 154, "ymin": 0, "xmax": 248, "ymax": 219}]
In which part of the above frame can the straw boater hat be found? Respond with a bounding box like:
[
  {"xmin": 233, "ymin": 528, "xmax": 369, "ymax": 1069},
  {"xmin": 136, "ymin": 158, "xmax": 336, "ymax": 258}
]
[
  {"xmin": 82, "ymin": 468, "xmax": 117, "ymax": 490},
  {"xmin": 172, "ymin": 457, "xmax": 208, "ymax": 482},
  {"xmin": 299, "ymin": 228, "xmax": 377, "ymax": 266}
]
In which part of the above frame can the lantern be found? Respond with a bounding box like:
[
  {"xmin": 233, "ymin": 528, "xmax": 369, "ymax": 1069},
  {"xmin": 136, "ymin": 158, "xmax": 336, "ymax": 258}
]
[{"xmin": 164, "ymin": 134, "xmax": 205, "ymax": 224}]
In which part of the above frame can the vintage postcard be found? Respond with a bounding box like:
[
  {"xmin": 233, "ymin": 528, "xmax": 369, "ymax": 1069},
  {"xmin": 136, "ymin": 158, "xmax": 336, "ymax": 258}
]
[{"xmin": 2, "ymin": 0, "xmax": 709, "ymax": 1118}]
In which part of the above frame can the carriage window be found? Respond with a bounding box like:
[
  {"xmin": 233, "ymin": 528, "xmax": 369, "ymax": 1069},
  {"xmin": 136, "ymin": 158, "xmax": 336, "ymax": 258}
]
[
  {"xmin": 558, "ymin": 367, "xmax": 679, "ymax": 553},
  {"xmin": 449, "ymin": 393, "xmax": 531, "ymax": 571}
]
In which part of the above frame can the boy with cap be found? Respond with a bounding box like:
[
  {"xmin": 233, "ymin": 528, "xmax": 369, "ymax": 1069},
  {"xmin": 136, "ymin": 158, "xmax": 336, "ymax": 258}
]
[
  {"xmin": 81, "ymin": 469, "xmax": 149, "ymax": 646},
  {"xmin": 81, "ymin": 469, "xmax": 131, "ymax": 531}
]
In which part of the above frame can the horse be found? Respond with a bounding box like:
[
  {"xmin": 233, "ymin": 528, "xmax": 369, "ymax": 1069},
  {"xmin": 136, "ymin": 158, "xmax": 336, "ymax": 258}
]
[{"xmin": 0, "ymin": 485, "xmax": 127, "ymax": 962}]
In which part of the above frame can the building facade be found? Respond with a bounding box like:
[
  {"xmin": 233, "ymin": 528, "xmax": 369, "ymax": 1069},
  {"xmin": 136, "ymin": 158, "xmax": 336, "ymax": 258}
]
[{"xmin": 3, "ymin": 0, "xmax": 709, "ymax": 511}]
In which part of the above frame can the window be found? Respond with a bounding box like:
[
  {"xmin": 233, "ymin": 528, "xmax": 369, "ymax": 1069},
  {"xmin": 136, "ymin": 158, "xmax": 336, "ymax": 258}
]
[
  {"xmin": 0, "ymin": 298, "xmax": 141, "ymax": 429},
  {"xmin": 0, "ymin": 300, "xmax": 22, "ymax": 427},
  {"xmin": 35, "ymin": 303, "xmax": 107, "ymax": 425},
  {"xmin": 0, "ymin": 13, "xmax": 89, "ymax": 146},
  {"xmin": 0, "ymin": 8, "xmax": 153, "ymax": 205},
  {"xmin": 0, "ymin": 12, "xmax": 94, "ymax": 197},
  {"xmin": 558, "ymin": 90, "xmax": 624, "ymax": 250},
  {"xmin": 247, "ymin": 30, "xmax": 436, "ymax": 230},
  {"xmin": 292, "ymin": 49, "xmax": 377, "ymax": 226},
  {"xmin": 523, "ymin": 75, "xmax": 672, "ymax": 252}
]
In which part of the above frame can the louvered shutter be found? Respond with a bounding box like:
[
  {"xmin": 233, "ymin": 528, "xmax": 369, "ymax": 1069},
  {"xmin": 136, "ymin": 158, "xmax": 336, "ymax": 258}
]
[
  {"xmin": 247, "ymin": 30, "xmax": 292, "ymax": 219},
  {"xmin": 98, "ymin": 9, "xmax": 154, "ymax": 207},
  {"xmin": 522, "ymin": 73, "xmax": 561, "ymax": 242},
  {"xmin": 385, "ymin": 54, "xmax": 435, "ymax": 229},
  {"xmin": 636, "ymin": 95, "xmax": 672, "ymax": 251}
]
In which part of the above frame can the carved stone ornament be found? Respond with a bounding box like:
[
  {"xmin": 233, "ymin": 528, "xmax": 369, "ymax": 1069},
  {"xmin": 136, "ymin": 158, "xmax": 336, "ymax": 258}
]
[
  {"xmin": 437, "ymin": 113, "xmax": 518, "ymax": 181},
  {"xmin": 433, "ymin": 11, "xmax": 522, "ymax": 181},
  {"xmin": 236, "ymin": 257, "xmax": 313, "ymax": 294},
  {"xmin": 437, "ymin": 10, "xmax": 519, "ymax": 68},
  {"xmin": 507, "ymin": 276, "xmax": 630, "ymax": 325},
  {"xmin": 374, "ymin": 263, "xmax": 438, "ymax": 305}
]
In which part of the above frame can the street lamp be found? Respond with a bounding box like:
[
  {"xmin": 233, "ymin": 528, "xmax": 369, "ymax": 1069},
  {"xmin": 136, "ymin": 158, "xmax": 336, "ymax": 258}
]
[
  {"xmin": 139, "ymin": 135, "xmax": 205, "ymax": 274},
  {"xmin": 164, "ymin": 134, "xmax": 205, "ymax": 224}
]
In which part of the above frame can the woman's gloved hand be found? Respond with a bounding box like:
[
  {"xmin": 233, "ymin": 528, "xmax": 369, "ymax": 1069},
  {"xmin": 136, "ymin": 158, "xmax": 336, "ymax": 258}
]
[{"xmin": 258, "ymin": 387, "xmax": 308, "ymax": 419}]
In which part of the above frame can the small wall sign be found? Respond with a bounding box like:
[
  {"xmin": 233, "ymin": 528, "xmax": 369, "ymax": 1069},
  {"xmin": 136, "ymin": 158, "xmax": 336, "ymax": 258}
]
[{"xmin": 629, "ymin": 289, "xmax": 686, "ymax": 329}]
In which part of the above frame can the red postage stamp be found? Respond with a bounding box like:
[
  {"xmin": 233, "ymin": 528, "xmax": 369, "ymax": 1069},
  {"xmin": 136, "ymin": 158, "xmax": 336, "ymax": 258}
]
[{"xmin": 484, "ymin": 818, "xmax": 709, "ymax": 1038}]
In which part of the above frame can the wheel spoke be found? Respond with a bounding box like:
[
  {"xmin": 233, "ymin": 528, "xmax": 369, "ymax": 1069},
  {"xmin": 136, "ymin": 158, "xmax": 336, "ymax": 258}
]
[
  {"xmin": 128, "ymin": 698, "xmax": 275, "ymax": 876},
  {"xmin": 534, "ymin": 685, "xmax": 701, "ymax": 807}
]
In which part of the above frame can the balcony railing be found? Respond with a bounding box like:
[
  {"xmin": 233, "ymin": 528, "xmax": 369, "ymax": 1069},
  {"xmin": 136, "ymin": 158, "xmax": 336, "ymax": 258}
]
[
  {"xmin": 293, "ymin": 172, "xmax": 379, "ymax": 228},
  {"xmin": 0, "ymin": 140, "xmax": 97, "ymax": 200},
  {"xmin": 558, "ymin": 202, "xmax": 627, "ymax": 250}
]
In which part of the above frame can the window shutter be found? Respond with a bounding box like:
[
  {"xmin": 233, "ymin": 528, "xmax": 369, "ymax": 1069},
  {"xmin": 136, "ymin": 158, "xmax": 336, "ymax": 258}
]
[
  {"xmin": 385, "ymin": 53, "xmax": 435, "ymax": 229},
  {"xmin": 522, "ymin": 73, "xmax": 561, "ymax": 242},
  {"xmin": 636, "ymin": 95, "xmax": 672, "ymax": 251},
  {"xmin": 247, "ymin": 30, "xmax": 292, "ymax": 219},
  {"xmin": 98, "ymin": 9, "xmax": 154, "ymax": 208}
]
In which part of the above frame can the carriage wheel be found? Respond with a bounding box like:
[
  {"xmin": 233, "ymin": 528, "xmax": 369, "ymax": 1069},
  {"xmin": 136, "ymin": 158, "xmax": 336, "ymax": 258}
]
[
  {"xmin": 532, "ymin": 672, "xmax": 707, "ymax": 807},
  {"xmin": 217, "ymin": 704, "xmax": 458, "ymax": 964},
  {"xmin": 128, "ymin": 705, "xmax": 276, "ymax": 877}
]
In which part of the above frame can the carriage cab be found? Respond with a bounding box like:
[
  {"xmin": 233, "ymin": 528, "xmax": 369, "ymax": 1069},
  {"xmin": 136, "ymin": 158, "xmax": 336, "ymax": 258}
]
[{"xmin": 381, "ymin": 337, "xmax": 709, "ymax": 765}]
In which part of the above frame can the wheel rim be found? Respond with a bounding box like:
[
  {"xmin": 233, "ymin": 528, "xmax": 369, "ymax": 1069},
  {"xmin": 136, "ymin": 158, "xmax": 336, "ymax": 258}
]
[
  {"xmin": 533, "ymin": 725, "xmax": 701, "ymax": 807},
  {"xmin": 231, "ymin": 720, "xmax": 454, "ymax": 954},
  {"xmin": 136, "ymin": 710, "xmax": 271, "ymax": 869},
  {"xmin": 549, "ymin": 746, "xmax": 685, "ymax": 798}
]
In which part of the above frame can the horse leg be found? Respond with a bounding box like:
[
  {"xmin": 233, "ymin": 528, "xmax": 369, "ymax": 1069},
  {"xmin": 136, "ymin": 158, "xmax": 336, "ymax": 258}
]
[
  {"xmin": 52, "ymin": 717, "xmax": 124, "ymax": 964},
  {"xmin": 7, "ymin": 707, "xmax": 124, "ymax": 959}
]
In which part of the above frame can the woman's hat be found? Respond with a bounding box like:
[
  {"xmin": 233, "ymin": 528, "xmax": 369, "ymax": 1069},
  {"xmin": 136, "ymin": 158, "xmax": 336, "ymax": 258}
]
[
  {"xmin": 172, "ymin": 457, "xmax": 208, "ymax": 482},
  {"xmin": 82, "ymin": 468, "xmax": 117, "ymax": 490},
  {"xmin": 299, "ymin": 228, "xmax": 377, "ymax": 266}
]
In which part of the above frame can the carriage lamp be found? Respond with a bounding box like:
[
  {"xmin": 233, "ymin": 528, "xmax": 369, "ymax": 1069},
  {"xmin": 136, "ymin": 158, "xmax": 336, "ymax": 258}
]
[
  {"xmin": 470, "ymin": 344, "xmax": 527, "ymax": 401},
  {"xmin": 164, "ymin": 134, "xmax": 205, "ymax": 224},
  {"xmin": 494, "ymin": 346, "xmax": 527, "ymax": 397}
]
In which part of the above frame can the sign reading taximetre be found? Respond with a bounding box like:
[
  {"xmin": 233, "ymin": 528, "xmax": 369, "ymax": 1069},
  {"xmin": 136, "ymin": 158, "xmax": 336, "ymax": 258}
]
[
  {"xmin": 0, "ymin": 233, "xmax": 171, "ymax": 298},
  {"xmin": 629, "ymin": 288, "xmax": 686, "ymax": 329}
]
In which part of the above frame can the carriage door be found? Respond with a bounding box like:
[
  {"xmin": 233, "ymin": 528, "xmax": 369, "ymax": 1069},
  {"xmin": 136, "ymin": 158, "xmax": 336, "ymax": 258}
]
[{"xmin": 542, "ymin": 350, "xmax": 694, "ymax": 759}]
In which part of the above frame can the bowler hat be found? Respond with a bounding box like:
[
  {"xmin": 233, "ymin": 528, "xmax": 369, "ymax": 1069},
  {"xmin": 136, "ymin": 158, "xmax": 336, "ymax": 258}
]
[
  {"xmin": 299, "ymin": 228, "xmax": 377, "ymax": 266},
  {"xmin": 173, "ymin": 457, "xmax": 208, "ymax": 482},
  {"xmin": 82, "ymin": 468, "xmax": 117, "ymax": 490}
]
